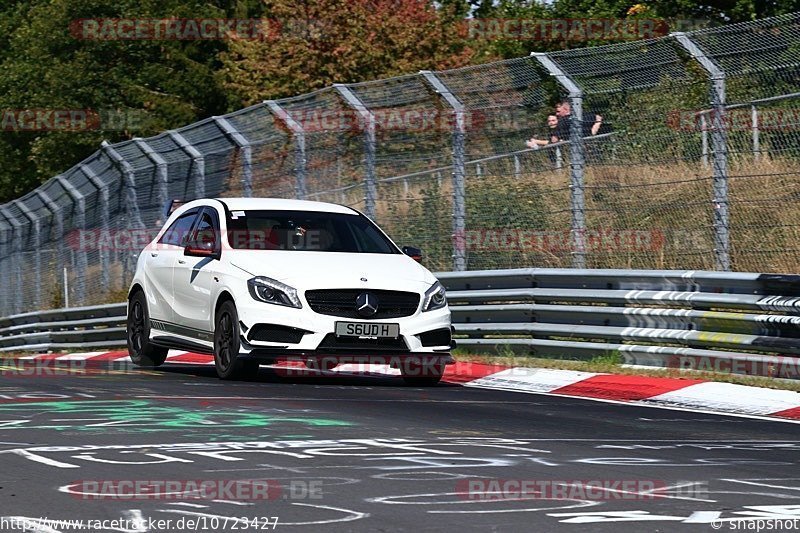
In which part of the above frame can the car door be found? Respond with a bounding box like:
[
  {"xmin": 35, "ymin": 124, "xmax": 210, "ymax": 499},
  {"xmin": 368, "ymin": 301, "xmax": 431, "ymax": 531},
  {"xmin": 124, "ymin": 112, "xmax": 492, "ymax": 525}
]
[
  {"xmin": 146, "ymin": 208, "xmax": 200, "ymax": 323},
  {"xmin": 171, "ymin": 206, "xmax": 221, "ymax": 336}
]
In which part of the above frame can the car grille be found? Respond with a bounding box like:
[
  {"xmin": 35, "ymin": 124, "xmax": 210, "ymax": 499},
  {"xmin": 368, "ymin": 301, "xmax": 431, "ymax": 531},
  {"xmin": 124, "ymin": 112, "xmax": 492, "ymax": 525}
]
[{"xmin": 305, "ymin": 289, "xmax": 420, "ymax": 319}]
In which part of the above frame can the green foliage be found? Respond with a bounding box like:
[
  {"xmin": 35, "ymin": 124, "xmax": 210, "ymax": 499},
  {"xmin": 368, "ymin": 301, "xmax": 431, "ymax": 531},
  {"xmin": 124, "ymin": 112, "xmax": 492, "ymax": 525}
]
[{"xmin": 0, "ymin": 0, "xmax": 247, "ymax": 202}]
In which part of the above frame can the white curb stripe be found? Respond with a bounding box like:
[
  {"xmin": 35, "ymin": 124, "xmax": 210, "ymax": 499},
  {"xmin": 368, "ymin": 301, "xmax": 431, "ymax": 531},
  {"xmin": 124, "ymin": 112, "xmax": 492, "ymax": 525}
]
[
  {"xmin": 647, "ymin": 381, "xmax": 800, "ymax": 416},
  {"xmin": 466, "ymin": 368, "xmax": 600, "ymax": 393}
]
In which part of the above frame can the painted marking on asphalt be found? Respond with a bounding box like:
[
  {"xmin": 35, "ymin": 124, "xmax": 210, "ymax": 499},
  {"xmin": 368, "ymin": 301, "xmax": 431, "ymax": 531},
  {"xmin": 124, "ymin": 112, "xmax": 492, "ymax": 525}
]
[
  {"xmin": 210, "ymin": 499, "xmax": 252, "ymax": 506},
  {"xmin": 721, "ymin": 479, "xmax": 800, "ymax": 491}
]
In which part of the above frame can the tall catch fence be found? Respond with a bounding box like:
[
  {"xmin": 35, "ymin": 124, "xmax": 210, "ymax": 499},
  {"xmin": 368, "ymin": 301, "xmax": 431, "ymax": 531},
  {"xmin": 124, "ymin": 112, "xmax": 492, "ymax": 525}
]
[{"xmin": 1, "ymin": 13, "xmax": 799, "ymax": 316}]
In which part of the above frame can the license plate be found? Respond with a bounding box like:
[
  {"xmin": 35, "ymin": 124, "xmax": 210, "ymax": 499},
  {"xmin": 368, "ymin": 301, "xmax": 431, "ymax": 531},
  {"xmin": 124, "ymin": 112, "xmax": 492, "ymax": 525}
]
[{"xmin": 335, "ymin": 322, "xmax": 399, "ymax": 338}]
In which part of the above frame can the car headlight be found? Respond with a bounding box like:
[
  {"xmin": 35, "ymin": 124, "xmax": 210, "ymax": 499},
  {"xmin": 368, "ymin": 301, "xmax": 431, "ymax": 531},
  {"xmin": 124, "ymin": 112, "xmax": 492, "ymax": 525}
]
[
  {"xmin": 247, "ymin": 277, "xmax": 302, "ymax": 308},
  {"xmin": 422, "ymin": 281, "xmax": 447, "ymax": 312}
]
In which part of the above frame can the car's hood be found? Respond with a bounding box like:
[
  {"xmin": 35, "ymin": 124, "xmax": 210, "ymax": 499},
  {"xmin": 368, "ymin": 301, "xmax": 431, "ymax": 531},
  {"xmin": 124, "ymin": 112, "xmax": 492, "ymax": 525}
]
[{"xmin": 228, "ymin": 251, "xmax": 437, "ymax": 290}]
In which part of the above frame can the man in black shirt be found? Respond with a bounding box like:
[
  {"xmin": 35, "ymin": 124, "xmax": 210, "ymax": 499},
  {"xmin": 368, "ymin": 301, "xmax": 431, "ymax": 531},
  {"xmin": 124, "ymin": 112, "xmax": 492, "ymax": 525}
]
[{"xmin": 555, "ymin": 99, "xmax": 603, "ymax": 138}]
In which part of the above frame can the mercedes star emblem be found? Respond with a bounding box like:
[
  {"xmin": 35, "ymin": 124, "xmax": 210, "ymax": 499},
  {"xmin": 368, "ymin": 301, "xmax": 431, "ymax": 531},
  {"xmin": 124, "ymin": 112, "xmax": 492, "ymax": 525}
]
[{"xmin": 356, "ymin": 292, "xmax": 379, "ymax": 317}]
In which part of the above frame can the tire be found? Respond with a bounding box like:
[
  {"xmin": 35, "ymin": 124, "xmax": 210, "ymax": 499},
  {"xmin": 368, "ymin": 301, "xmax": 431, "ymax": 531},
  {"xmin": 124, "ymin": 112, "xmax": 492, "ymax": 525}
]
[
  {"xmin": 127, "ymin": 291, "xmax": 168, "ymax": 367},
  {"xmin": 213, "ymin": 300, "xmax": 257, "ymax": 380}
]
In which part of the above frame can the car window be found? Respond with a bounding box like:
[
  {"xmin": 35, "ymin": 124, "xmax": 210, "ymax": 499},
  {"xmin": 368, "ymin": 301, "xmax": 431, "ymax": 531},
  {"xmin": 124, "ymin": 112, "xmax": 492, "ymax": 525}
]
[
  {"xmin": 188, "ymin": 208, "xmax": 220, "ymax": 250},
  {"xmin": 158, "ymin": 209, "xmax": 199, "ymax": 247},
  {"xmin": 227, "ymin": 210, "xmax": 399, "ymax": 253}
]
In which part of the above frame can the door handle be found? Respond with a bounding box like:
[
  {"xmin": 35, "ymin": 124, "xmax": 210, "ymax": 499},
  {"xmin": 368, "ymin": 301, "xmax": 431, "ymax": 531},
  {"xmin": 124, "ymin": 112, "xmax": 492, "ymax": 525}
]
[
  {"xmin": 150, "ymin": 252, "xmax": 158, "ymax": 257},
  {"xmin": 177, "ymin": 259, "xmax": 187, "ymax": 264}
]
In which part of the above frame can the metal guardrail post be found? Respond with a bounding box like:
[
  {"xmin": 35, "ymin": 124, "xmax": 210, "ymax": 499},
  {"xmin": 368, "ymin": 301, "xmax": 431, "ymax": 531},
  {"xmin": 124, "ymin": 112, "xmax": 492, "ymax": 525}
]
[
  {"xmin": 214, "ymin": 116, "xmax": 253, "ymax": 198},
  {"xmin": 420, "ymin": 70, "xmax": 467, "ymax": 272},
  {"xmin": 14, "ymin": 200, "xmax": 42, "ymax": 309},
  {"xmin": 674, "ymin": 32, "xmax": 729, "ymax": 272},
  {"xmin": 35, "ymin": 189, "xmax": 65, "ymax": 303},
  {"xmin": 55, "ymin": 176, "xmax": 87, "ymax": 305},
  {"xmin": 0, "ymin": 215, "xmax": 11, "ymax": 316},
  {"xmin": 333, "ymin": 84, "xmax": 377, "ymax": 219},
  {"xmin": 167, "ymin": 131, "xmax": 205, "ymax": 199},
  {"xmin": 133, "ymin": 138, "xmax": 170, "ymax": 220},
  {"xmin": 265, "ymin": 100, "xmax": 307, "ymax": 200},
  {"xmin": 80, "ymin": 165, "xmax": 111, "ymax": 292},
  {"xmin": 0, "ymin": 206, "xmax": 23, "ymax": 314},
  {"xmin": 533, "ymin": 53, "xmax": 587, "ymax": 268},
  {"xmin": 102, "ymin": 141, "xmax": 146, "ymax": 280}
]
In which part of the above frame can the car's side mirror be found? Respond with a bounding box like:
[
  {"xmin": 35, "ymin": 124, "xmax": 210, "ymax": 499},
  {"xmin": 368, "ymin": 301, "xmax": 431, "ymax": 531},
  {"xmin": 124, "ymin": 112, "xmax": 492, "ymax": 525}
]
[
  {"xmin": 402, "ymin": 246, "xmax": 423, "ymax": 262},
  {"xmin": 184, "ymin": 239, "xmax": 220, "ymax": 259}
]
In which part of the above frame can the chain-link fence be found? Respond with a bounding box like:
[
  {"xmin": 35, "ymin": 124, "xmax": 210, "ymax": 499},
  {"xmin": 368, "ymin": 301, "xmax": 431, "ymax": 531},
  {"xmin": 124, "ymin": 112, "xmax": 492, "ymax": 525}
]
[{"xmin": 1, "ymin": 13, "xmax": 799, "ymax": 316}]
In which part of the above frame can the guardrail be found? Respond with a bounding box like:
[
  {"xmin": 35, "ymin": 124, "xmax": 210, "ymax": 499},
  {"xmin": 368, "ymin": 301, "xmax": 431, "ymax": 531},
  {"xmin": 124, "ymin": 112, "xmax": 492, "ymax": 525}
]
[
  {"xmin": 441, "ymin": 269, "xmax": 800, "ymax": 378},
  {"xmin": 2, "ymin": 269, "xmax": 799, "ymax": 378},
  {"xmin": 0, "ymin": 303, "xmax": 127, "ymax": 353}
]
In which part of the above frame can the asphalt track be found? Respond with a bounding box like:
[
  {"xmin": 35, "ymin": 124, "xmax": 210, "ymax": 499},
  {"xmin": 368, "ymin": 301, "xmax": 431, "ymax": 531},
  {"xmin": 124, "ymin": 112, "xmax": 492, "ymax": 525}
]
[{"xmin": 0, "ymin": 360, "xmax": 798, "ymax": 532}]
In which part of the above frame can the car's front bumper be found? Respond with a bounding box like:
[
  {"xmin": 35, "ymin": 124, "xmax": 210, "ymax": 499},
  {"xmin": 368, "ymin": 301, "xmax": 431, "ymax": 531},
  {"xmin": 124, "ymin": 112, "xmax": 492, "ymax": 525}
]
[{"xmin": 236, "ymin": 300, "xmax": 453, "ymax": 357}]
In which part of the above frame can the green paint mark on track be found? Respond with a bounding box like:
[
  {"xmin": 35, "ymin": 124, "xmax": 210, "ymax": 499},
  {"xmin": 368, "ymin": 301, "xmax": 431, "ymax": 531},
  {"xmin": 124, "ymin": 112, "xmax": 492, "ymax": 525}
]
[{"xmin": 0, "ymin": 400, "xmax": 352, "ymax": 432}]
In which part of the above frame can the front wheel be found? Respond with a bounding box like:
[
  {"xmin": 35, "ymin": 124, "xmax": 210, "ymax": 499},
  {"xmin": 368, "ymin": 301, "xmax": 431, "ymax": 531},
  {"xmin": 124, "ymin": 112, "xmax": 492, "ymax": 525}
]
[
  {"xmin": 127, "ymin": 291, "xmax": 168, "ymax": 367},
  {"xmin": 214, "ymin": 300, "xmax": 258, "ymax": 380}
]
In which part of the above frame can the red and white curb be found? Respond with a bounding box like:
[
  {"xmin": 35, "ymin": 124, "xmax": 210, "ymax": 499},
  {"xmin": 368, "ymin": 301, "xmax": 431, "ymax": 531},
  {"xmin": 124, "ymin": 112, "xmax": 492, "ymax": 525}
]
[
  {"xmin": 11, "ymin": 351, "xmax": 800, "ymax": 423},
  {"xmin": 464, "ymin": 367, "xmax": 800, "ymax": 422}
]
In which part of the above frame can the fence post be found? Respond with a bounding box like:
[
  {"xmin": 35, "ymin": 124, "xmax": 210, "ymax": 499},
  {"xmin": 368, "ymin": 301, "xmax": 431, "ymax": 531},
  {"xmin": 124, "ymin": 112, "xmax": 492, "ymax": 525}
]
[
  {"xmin": 102, "ymin": 141, "xmax": 146, "ymax": 280},
  {"xmin": 133, "ymin": 138, "xmax": 170, "ymax": 216},
  {"xmin": 35, "ymin": 189, "xmax": 65, "ymax": 306},
  {"xmin": 79, "ymin": 165, "xmax": 111, "ymax": 292},
  {"xmin": 420, "ymin": 70, "xmax": 467, "ymax": 272},
  {"xmin": 674, "ymin": 32, "xmax": 729, "ymax": 271},
  {"xmin": 333, "ymin": 84, "xmax": 377, "ymax": 219},
  {"xmin": 14, "ymin": 200, "xmax": 42, "ymax": 309},
  {"xmin": 700, "ymin": 112, "xmax": 709, "ymax": 167},
  {"xmin": 54, "ymin": 176, "xmax": 86, "ymax": 306},
  {"xmin": 751, "ymin": 104, "xmax": 760, "ymax": 160},
  {"xmin": 0, "ymin": 207, "xmax": 23, "ymax": 313},
  {"xmin": 265, "ymin": 100, "xmax": 307, "ymax": 199},
  {"xmin": 533, "ymin": 52, "xmax": 586, "ymax": 268},
  {"xmin": 168, "ymin": 131, "xmax": 205, "ymax": 199},
  {"xmin": 214, "ymin": 116, "xmax": 253, "ymax": 197}
]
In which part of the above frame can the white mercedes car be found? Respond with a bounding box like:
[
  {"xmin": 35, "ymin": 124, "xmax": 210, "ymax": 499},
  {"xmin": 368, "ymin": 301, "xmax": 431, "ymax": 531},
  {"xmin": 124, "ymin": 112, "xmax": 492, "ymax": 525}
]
[{"xmin": 126, "ymin": 198, "xmax": 454, "ymax": 384}]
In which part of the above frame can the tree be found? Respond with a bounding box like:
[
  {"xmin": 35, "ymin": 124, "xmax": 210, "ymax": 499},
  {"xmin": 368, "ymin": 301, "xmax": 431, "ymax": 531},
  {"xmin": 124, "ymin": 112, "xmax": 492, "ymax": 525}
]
[
  {"xmin": 220, "ymin": 0, "xmax": 481, "ymax": 104},
  {"xmin": 0, "ymin": 0, "xmax": 252, "ymax": 202}
]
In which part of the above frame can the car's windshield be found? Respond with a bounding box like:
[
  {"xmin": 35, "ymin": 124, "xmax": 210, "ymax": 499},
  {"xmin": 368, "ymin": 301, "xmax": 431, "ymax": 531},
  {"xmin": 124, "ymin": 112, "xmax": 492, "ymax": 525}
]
[{"xmin": 226, "ymin": 209, "xmax": 399, "ymax": 254}]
